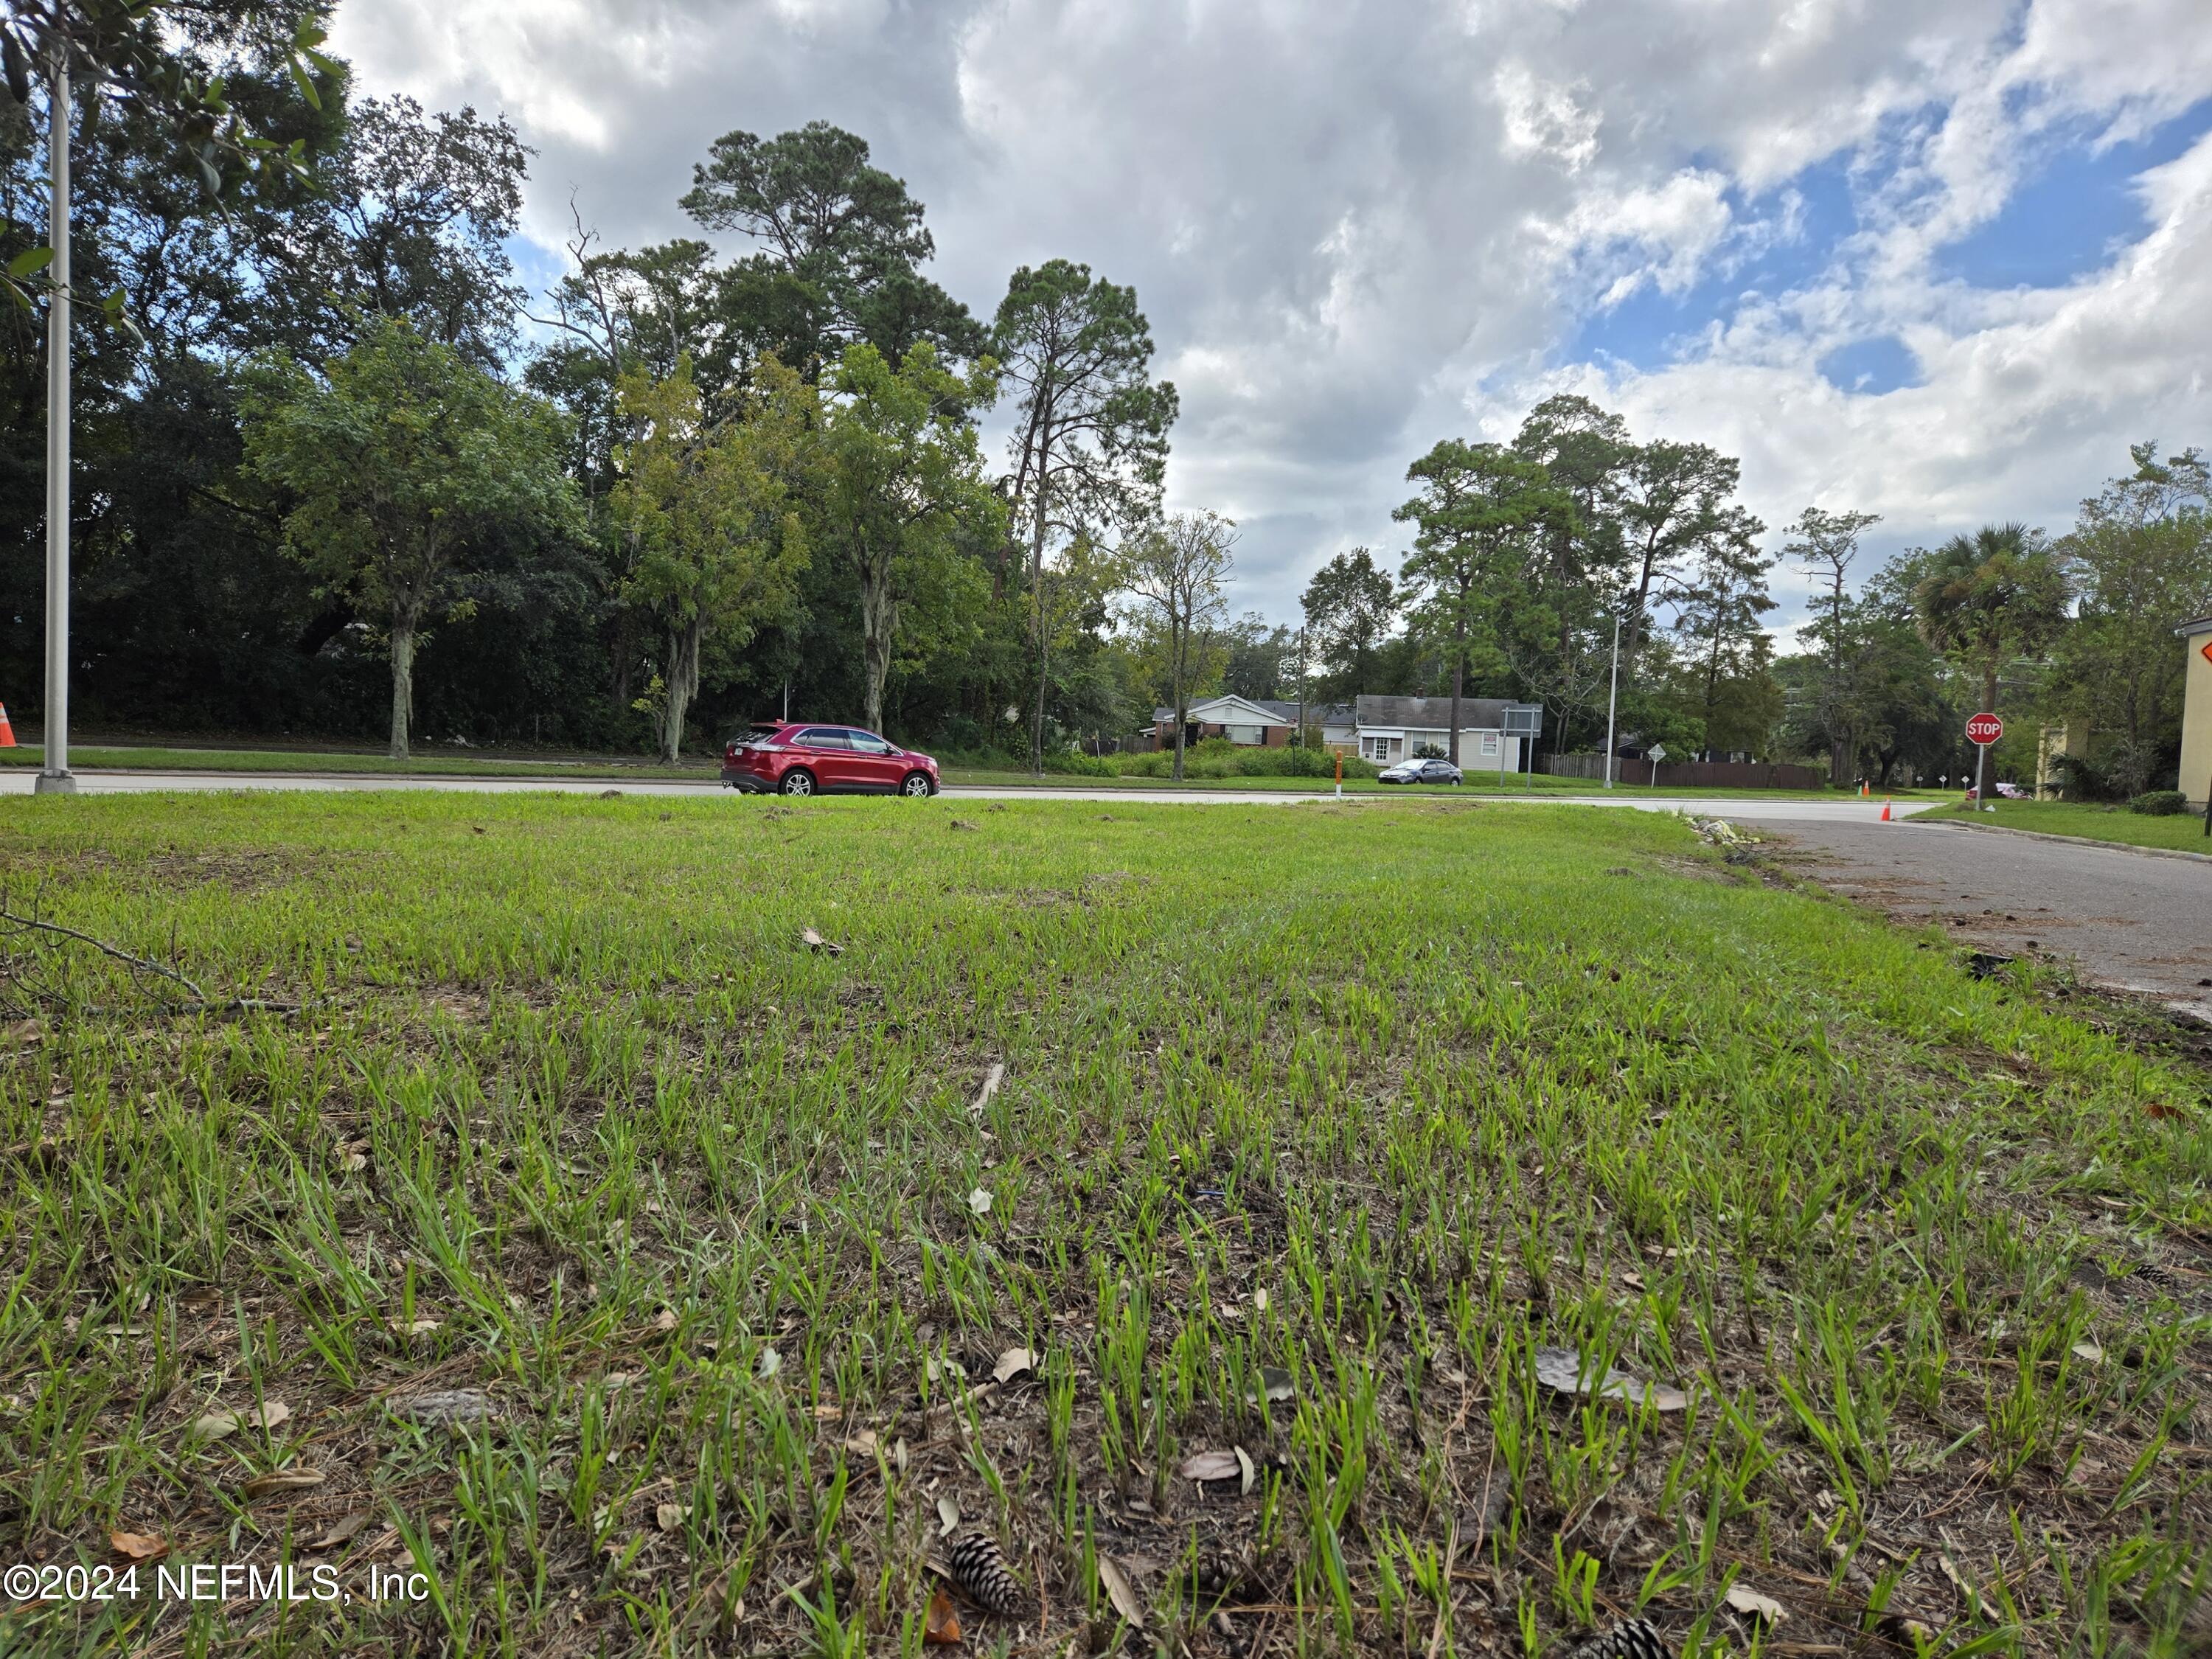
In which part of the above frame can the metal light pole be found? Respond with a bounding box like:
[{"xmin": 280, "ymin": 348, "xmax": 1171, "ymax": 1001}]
[
  {"xmin": 1601, "ymin": 610, "xmax": 1621, "ymax": 790},
  {"xmin": 37, "ymin": 44, "xmax": 74, "ymax": 796}
]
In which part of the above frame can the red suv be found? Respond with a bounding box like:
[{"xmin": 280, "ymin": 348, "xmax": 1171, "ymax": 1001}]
[{"xmin": 722, "ymin": 723, "xmax": 942, "ymax": 797}]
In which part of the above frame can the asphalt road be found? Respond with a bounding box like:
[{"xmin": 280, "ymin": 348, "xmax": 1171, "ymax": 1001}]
[
  {"xmin": 1754, "ymin": 814, "xmax": 2212, "ymax": 1021},
  {"xmin": 0, "ymin": 768, "xmax": 1930, "ymax": 821}
]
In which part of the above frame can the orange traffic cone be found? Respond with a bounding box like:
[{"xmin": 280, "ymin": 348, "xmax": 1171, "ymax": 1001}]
[
  {"xmin": 0, "ymin": 703, "xmax": 15, "ymax": 748},
  {"xmin": 1879, "ymin": 797, "xmax": 1892, "ymax": 821}
]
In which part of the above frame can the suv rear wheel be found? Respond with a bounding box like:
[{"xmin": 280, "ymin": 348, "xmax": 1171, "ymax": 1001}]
[
  {"xmin": 779, "ymin": 769, "xmax": 815, "ymax": 797},
  {"xmin": 900, "ymin": 771, "xmax": 936, "ymax": 798}
]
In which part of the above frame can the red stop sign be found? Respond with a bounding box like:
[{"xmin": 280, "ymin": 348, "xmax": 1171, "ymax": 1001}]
[{"xmin": 1966, "ymin": 712, "xmax": 2003, "ymax": 745}]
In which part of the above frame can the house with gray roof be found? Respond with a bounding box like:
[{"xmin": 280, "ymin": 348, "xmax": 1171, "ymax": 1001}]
[{"xmin": 1325, "ymin": 695, "xmax": 1543, "ymax": 773}]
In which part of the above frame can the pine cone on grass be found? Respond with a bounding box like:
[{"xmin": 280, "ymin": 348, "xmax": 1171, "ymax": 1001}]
[
  {"xmin": 945, "ymin": 1532, "xmax": 1024, "ymax": 1615},
  {"xmin": 1566, "ymin": 1618, "xmax": 1674, "ymax": 1659}
]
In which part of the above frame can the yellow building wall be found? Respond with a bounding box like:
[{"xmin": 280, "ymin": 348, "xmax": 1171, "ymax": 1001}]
[{"xmin": 2183, "ymin": 626, "xmax": 2212, "ymax": 807}]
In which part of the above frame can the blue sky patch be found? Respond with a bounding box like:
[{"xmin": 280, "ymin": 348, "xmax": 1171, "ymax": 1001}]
[
  {"xmin": 1560, "ymin": 156, "xmax": 1860, "ymax": 371},
  {"xmin": 1559, "ymin": 99, "xmax": 2211, "ymax": 383},
  {"xmin": 1932, "ymin": 98, "xmax": 2211, "ymax": 290},
  {"xmin": 1818, "ymin": 335, "xmax": 1919, "ymax": 395}
]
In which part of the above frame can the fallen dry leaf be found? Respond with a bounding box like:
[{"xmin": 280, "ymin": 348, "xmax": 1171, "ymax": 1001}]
[
  {"xmin": 392, "ymin": 1388, "xmax": 493, "ymax": 1425},
  {"xmin": 655, "ymin": 1501, "xmax": 690, "ymax": 1533},
  {"xmin": 799, "ymin": 926, "xmax": 844, "ymax": 956},
  {"xmin": 307, "ymin": 1512, "xmax": 369, "ymax": 1551},
  {"xmin": 1178, "ymin": 1450, "xmax": 1242, "ymax": 1484},
  {"xmin": 1725, "ymin": 1584, "xmax": 1786, "ymax": 1625},
  {"xmin": 967, "ymin": 1187, "xmax": 993, "ymax": 1217},
  {"xmin": 924, "ymin": 1585, "xmax": 962, "ymax": 1645},
  {"xmin": 844, "ymin": 1429, "xmax": 880, "ymax": 1456},
  {"xmin": 2072, "ymin": 1340, "xmax": 2105, "ymax": 1363},
  {"xmin": 1533, "ymin": 1346, "xmax": 1688, "ymax": 1411},
  {"xmin": 757, "ymin": 1346, "xmax": 782, "ymax": 1380},
  {"xmin": 1234, "ymin": 1444, "xmax": 1256, "ymax": 1495},
  {"xmin": 1098, "ymin": 1554, "xmax": 1145, "ymax": 1630},
  {"xmin": 242, "ymin": 1468, "xmax": 325, "ymax": 1499},
  {"xmin": 110, "ymin": 1531, "xmax": 167, "ymax": 1562},
  {"xmin": 193, "ymin": 1399, "xmax": 291, "ymax": 1440},
  {"xmin": 1249, "ymin": 1366, "xmax": 1295, "ymax": 1405},
  {"xmin": 653, "ymin": 1307, "xmax": 678, "ymax": 1332},
  {"xmin": 936, "ymin": 1495, "xmax": 961, "ymax": 1535},
  {"xmin": 1252, "ymin": 1287, "xmax": 1268, "ymax": 1312},
  {"xmin": 387, "ymin": 1317, "xmax": 439, "ymax": 1339},
  {"xmin": 971, "ymin": 1062, "xmax": 1005, "ymax": 1113},
  {"xmin": 990, "ymin": 1346, "xmax": 1035, "ymax": 1384}
]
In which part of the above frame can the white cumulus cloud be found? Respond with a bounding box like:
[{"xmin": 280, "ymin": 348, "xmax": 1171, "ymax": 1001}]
[{"xmin": 327, "ymin": 0, "xmax": 2212, "ymax": 633}]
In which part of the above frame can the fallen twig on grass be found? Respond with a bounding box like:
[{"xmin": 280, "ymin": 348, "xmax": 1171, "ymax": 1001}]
[{"xmin": 0, "ymin": 903, "xmax": 208, "ymax": 1002}]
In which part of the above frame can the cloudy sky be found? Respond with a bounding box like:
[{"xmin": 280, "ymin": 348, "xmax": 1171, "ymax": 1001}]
[{"xmin": 332, "ymin": 0, "xmax": 2212, "ymax": 640}]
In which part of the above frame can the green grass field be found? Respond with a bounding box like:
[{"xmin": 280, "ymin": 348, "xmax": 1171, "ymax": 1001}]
[
  {"xmin": 0, "ymin": 793, "xmax": 2205, "ymax": 1656},
  {"xmin": 1936, "ymin": 799, "xmax": 2212, "ymax": 855}
]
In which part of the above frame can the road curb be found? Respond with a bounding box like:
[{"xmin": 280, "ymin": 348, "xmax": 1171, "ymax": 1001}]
[{"xmin": 1921, "ymin": 815, "xmax": 2212, "ymax": 866}]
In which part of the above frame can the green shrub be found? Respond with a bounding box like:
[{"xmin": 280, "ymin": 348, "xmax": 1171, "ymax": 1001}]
[
  {"xmin": 1092, "ymin": 745, "xmax": 1378, "ymax": 781},
  {"xmin": 1042, "ymin": 750, "xmax": 1116, "ymax": 777},
  {"xmin": 1231, "ymin": 745, "xmax": 1374, "ymax": 779},
  {"xmin": 2126, "ymin": 789, "xmax": 2189, "ymax": 816},
  {"xmin": 928, "ymin": 745, "xmax": 1119, "ymax": 776}
]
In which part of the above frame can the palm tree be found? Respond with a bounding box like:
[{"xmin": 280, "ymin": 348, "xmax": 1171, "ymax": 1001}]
[{"xmin": 1910, "ymin": 523, "xmax": 2071, "ymax": 714}]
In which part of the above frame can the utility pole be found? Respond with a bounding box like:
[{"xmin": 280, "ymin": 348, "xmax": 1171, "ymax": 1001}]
[
  {"xmin": 38, "ymin": 41, "xmax": 74, "ymax": 796},
  {"xmin": 1601, "ymin": 610, "xmax": 1621, "ymax": 790}
]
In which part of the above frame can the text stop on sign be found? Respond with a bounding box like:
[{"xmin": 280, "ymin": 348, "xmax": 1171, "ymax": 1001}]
[{"xmin": 1966, "ymin": 712, "xmax": 2003, "ymax": 746}]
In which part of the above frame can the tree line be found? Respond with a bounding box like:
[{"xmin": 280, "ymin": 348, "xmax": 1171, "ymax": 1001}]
[
  {"xmin": 0, "ymin": 2, "xmax": 2205, "ymax": 793},
  {"xmin": 0, "ymin": 4, "xmax": 1192, "ymax": 768},
  {"xmin": 1303, "ymin": 414, "xmax": 2208, "ymax": 794}
]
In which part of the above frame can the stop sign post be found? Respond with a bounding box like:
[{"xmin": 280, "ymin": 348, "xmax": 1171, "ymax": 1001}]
[{"xmin": 1966, "ymin": 712, "xmax": 2003, "ymax": 810}]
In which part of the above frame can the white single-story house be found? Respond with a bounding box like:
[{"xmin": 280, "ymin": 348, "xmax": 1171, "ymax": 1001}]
[
  {"xmin": 1142, "ymin": 695, "xmax": 1352, "ymax": 749},
  {"xmin": 1321, "ymin": 695, "xmax": 1543, "ymax": 773}
]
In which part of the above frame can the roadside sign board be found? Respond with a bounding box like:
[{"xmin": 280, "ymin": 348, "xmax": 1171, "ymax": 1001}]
[{"xmin": 1966, "ymin": 712, "xmax": 2003, "ymax": 746}]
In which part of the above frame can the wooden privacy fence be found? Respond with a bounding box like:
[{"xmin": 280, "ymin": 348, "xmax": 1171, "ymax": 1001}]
[{"xmin": 1543, "ymin": 754, "xmax": 1825, "ymax": 790}]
